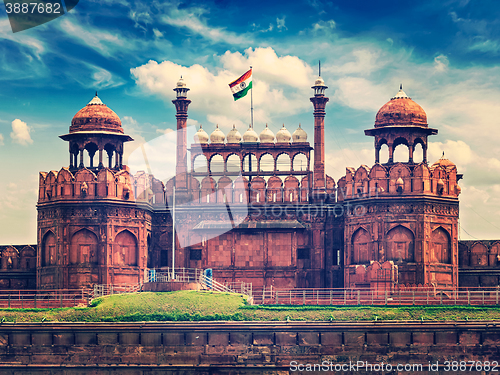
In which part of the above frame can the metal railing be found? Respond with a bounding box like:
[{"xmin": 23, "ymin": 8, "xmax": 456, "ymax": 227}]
[
  {"xmin": 248, "ymin": 286, "xmax": 500, "ymax": 306},
  {"xmin": 91, "ymin": 283, "xmax": 143, "ymax": 299},
  {"xmin": 0, "ymin": 289, "xmax": 89, "ymax": 308},
  {"xmin": 146, "ymin": 268, "xmax": 254, "ymax": 302}
]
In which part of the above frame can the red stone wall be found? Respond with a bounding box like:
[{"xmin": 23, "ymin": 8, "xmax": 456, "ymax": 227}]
[{"xmin": 0, "ymin": 322, "xmax": 497, "ymax": 373}]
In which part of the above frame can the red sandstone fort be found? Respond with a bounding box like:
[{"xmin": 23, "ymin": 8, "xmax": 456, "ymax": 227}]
[{"xmin": 1, "ymin": 76, "xmax": 498, "ymax": 292}]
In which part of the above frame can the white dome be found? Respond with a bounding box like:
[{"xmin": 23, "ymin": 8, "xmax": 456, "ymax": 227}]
[
  {"xmin": 242, "ymin": 126, "xmax": 259, "ymax": 142},
  {"xmin": 259, "ymin": 124, "xmax": 275, "ymax": 143},
  {"xmin": 227, "ymin": 124, "xmax": 242, "ymax": 144},
  {"xmin": 292, "ymin": 124, "xmax": 307, "ymax": 142},
  {"xmin": 194, "ymin": 125, "xmax": 209, "ymax": 144},
  {"xmin": 176, "ymin": 76, "xmax": 187, "ymax": 88},
  {"xmin": 210, "ymin": 124, "xmax": 225, "ymax": 144},
  {"xmin": 276, "ymin": 124, "xmax": 292, "ymax": 143},
  {"xmin": 314, "ymin": 76, "xmax": 325, "ymax": 87}
]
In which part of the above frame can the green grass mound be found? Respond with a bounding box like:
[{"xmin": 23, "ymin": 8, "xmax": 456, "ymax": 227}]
[{"xmin": 1, "ymin": 291, "xmax": 500, "ymax": 322}]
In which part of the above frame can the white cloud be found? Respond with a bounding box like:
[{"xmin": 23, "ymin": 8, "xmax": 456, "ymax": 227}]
[
  {"xmin": 131, "ymin": 47, "xmax": 315, "ymax": 128},
  {"xmin": 333, "ymin": 77, "xmax": 387, "ymax": 112},
  {"xmin": 428, "ymin": 140, "xmax": 472, "ymax": 170},
  {"xmin": 0, "ymin": 134, "xmax": 4, "ymax": 146},
  {"xmin": 325, "ymin": 48, "xmax": 385, "ymax": 76},
  {"xmin": 59, "ymin": 18, "xmax": 124, "ymax": 56},
  {"xmin": 0, "ymin": 19, "xmax": 45, "ymax": 58},
  {"xmin": 10, "ymin": 119, "xmax": 33, "ymax": 145},
  {"xmin": 469, "ymin": 39, "xmax": 500, "ymax": 54},
  {"xmin": 153, "ymin": 28, "xmax": 163, "ymax": 38},
  {"xmin": 121, "ymin": 116, "xmax": 147, "ymax": 163},
  {"xmin": 276, "ymin": 17, "xmax": 287, "ymax": 31},
  {"xmin": 161, "ymin": 6, "xmax": 253, "ymax": 45},
  {"xmin": 312, "ymin": 20, "xmax": 335, "ymax": 34},
  {"xmin": 433, "ymin": 54, "xmax": 449, "ymax": 72}
]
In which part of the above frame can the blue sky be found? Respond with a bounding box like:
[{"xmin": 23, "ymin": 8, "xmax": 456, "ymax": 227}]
[{"xmin": 1, "ymin": 0, "xmax": 500, "ymax": 243}]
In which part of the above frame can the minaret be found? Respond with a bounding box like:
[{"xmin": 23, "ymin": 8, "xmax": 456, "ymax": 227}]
[
  {"xmin": 172, "ymin": 77, "xmax": 191, "ymax": 203},
  {"xmin": 310, "ymin": 66, "xmax": 329, "ymax": 201}
]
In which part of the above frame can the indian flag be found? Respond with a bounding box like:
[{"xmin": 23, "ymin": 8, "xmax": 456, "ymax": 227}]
[{"xmin": 229, "ymin": 69, "xmax": 252, "ymax": 101}]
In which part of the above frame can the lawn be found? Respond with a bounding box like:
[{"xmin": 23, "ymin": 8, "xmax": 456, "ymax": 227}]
[{"xmin": 1, "ymin": 290, "xmax": 500, "ymax": 322}]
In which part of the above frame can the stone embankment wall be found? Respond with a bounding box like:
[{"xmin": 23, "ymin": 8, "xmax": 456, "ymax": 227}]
[{"xmin": 0, "ymin": 321, "xmax": 499, "ymax": 374}]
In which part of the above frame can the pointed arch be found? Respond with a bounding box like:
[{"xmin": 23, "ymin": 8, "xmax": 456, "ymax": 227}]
[
  {"xmin": 276, "ymin": 153, "xmax": 291, "ymax": 171},
  {"xmin": 242, "ymin": 153, "xmax": 257, "ymax": 172},
  {"xmin": 209, "ymin": 154, "xmax": 224, "ymax": 173},
  {"xmin": 1, "ymin": 246, "xmax": 19, "ymax": 270},
  {"xmin": 267, "ymin": 175, "xmax": 283, "ymax": 202},
  {"xmin": 386, "ymin": 225, "xmax": 414, "ymax": 262},
  {"xmin": 193, "ymin": 154, "xmax": 208, "ymax": 173},
  {"xmin": 284, "ymin": 175, "xmax": 300, "ymax": 202},
  {"xmin": 114, "ymin": 230, "xmax": 138, "ymax": 266},
  {"xmin": 226, "ymin": 154, "xmax": 241, "ymax": 173},
  {"xmin": 431, "ymin": 227, "xmax": 451, "ymax": 264},
  {"xmin": 351, "ymin": 227, "xmax": 371, "ymax": 264},
  {"xmin": 41, "ymin": 230, "xmax": 56, "ymax": 266},
  {"xmin": 259, "ymin": 153, "xmax": 274, "ymax": 172},
  {"xmin": 70, "ymin": 229, "xmax": 98, "ymax": 265},
  {"xmin": 471, "ymin": 242, "xmax": 488, "ymax": 266},
  {"xmin": 20, "ymin": 245, "xmax": 36, "ymax": 269},
  {"xmin": 292, "ymin": 152, "xmax": 308, "ymax": 171},
  {"xmin": 250, "ymin": 176, "xmax": 266, "ymax": 202}
]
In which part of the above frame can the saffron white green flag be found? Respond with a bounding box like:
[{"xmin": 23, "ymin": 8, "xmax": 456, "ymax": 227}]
[{"xmin": 229, "ymin": 69, "xmax": 252, "ymax": 101}]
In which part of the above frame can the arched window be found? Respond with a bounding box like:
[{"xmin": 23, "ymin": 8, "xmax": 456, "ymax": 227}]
[
  {"xmin": 431, "ymin": 227, "xmax": 451, "ymax": 263},
  {"xmin": 413, "ymin": 141, "xmax": 424, "ymax": 163},
  {"xmin": 276, "ymin": 154, "xmax": 291, "ymax": 171},
  {"xmin": 70, "ymin": 229, "xmax": 98, "ymax": 265},
  {"xmin": 42, "ymin": 231, "xmax": 57, "ymax": 266},
  {"xmin": 379, "ymin": 143, "xmax": 389, "ymax": 163},
  {"xmin": 259, "ymin": 153, "xmax": 274, "ymax": 172},
  {"xmin": 104, "ymin": 143, "xmax": 116, "ymax": 168},
  {"xmin": 210, "ymin": 154, "xmax": 224, "ymax": 173},
  {"xmin": 114, "ymin": 231, "xmax": 138, "ymax": 266},
  {"xmin": 193, "ymin": 155, "xmax": 208, "ymax": 173},
  {"xmin": 243, "ymin": 154, "xmax": 257, "ymax": 172},
  {"xmin": 226, "ymin": 154, "xmax": 240, "ymax": 173},
  {"xmin": 386, "ymin": 225, "xmax": 414, "ymax": 262},
  {"xmin": 471, "ymin": 243, "xmax": 488, "ymax": 266},
  {"xmin": 84, "ymin": 142, "xmax": 98, "ymax": 168},
  {"xmin": 292, "ymin": 153, "xmax": 308, "ymax": 171},
  {"xmin": 393, "ymin": 144, "xmax": 409, "ymax": 163},
  {"xmin": 351, "ymin": 228, "xmax": 370, "ymax": 264}
]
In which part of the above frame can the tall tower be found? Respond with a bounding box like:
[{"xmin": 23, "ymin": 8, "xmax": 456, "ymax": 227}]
[
  {"xmin": 310, "ymin": 75, "xmax": 329, "ymax": 201},
  {"xmin": 340, "ymin": 86, "xmax": 461, "ymax": 291},
  {"xmin": 37, "ymin": 94, "xmax": 152, "ymax": 290},
  {"xmin": 172, "ymin": 77, "xmax": 191, "ymax": 204}
]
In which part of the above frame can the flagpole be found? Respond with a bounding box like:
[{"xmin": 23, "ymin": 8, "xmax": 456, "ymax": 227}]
[
  {"xmin": 172, "ymin": 185, "xmax": 175, "ymax": 280},
  {"xmin": 250, "ymin": 66, "xmax": 253, "ymax": 128}
]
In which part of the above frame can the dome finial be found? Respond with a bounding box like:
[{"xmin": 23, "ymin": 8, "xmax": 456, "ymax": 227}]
[
  {"xmin": 441, "ymin": 151, "xmax": 445, "ymax": 159},
  {"xmin": 400, "ymin": 83, "xmax": 402, "ymax": 90},
  {"xmin": 95, "ymin": 91, "xmax": 98, "ymax": 97}
]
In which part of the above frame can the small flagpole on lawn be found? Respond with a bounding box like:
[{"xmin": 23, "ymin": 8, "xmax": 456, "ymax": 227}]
[{"xmin": 250, "ymin": 66, "xmax": 253, "ymax": 128}]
